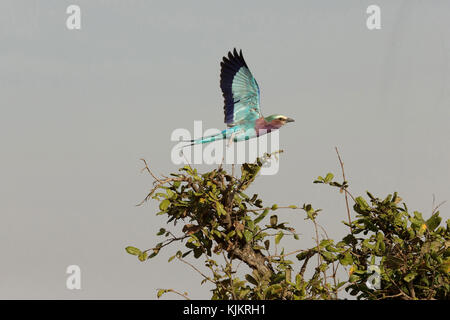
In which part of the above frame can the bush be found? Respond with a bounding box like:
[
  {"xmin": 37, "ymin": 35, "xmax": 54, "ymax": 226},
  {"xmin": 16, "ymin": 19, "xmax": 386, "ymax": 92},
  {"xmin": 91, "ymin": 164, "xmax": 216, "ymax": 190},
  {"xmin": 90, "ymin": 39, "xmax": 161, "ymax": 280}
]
[{"xmin": 127, "ymin": 152, "xmax": 449, "ymax": 300}]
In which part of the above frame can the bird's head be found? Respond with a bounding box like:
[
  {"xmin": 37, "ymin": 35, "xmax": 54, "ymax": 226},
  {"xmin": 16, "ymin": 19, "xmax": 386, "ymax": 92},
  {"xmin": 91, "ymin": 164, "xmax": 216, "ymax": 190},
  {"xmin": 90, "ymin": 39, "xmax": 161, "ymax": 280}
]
[{"xmin": 264, "ymin": 114, "xmax": 295, "ymax": 127}]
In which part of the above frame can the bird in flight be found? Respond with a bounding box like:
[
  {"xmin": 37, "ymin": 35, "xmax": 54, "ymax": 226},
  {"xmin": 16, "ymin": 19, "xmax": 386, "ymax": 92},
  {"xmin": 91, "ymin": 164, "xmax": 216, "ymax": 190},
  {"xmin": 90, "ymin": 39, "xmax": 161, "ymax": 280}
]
[{"xmin": 186, "ymin": 48, "xmax": 294, "ymax": 146}]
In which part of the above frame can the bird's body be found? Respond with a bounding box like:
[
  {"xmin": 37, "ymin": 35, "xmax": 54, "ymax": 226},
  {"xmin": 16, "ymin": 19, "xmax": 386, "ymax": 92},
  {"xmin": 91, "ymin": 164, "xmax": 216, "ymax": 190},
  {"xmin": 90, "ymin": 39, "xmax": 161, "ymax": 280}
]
[{"xmin": 188, "ymin": 49, "xmax": 294, "ymax": 146}]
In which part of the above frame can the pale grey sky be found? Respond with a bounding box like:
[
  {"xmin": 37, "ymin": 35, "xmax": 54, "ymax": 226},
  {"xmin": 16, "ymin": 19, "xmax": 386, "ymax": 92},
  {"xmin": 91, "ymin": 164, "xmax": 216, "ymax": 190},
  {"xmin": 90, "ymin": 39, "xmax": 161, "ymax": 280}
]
[{"xmin": 0, "ymin": 0, "xmax": 449, "ymax": 299}]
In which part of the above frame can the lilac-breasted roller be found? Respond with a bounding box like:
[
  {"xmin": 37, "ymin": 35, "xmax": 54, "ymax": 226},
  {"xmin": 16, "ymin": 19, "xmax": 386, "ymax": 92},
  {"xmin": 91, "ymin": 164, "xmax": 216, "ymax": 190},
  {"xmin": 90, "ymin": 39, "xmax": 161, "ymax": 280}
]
[{"xmin": 187, "ymin": 49, "xmax": 294, "ymax": 146}]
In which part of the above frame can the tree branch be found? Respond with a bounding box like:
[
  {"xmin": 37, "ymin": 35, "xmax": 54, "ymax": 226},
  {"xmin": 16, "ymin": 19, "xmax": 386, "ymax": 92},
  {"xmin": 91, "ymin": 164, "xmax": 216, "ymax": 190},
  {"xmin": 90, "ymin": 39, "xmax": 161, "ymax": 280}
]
[{"xmin": 335, "ymin": 147, "xmax": 353, "ymax": 233}]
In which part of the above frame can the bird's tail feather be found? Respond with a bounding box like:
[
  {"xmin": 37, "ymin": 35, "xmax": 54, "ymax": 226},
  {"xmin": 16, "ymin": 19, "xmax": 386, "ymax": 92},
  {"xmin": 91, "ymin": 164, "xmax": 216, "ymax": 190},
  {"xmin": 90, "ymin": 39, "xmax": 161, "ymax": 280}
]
[{"xmin": 179, "ymin": 127, "xmax": 238, "ymax": 148}]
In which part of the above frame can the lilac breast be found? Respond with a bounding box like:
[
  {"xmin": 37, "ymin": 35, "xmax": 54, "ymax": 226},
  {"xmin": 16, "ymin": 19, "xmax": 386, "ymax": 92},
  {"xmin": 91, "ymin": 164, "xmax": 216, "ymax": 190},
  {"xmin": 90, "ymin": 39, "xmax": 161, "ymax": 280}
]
[{"xmin": 255, "ymin": 118, "xmax": 282, "ymax": 136}]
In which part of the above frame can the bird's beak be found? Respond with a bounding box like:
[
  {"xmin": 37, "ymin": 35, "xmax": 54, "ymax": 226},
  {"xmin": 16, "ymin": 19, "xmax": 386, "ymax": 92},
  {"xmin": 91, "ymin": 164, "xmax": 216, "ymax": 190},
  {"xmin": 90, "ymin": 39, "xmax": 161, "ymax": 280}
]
[{"xmin": 286, "ymin": 118, "xmax": 295, "ymax": 123}]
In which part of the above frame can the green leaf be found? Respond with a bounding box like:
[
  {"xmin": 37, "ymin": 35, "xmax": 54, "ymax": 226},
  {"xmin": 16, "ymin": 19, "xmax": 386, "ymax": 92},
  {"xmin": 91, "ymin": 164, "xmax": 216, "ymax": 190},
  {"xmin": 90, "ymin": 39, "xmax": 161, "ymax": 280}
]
[
  {"xmin": 385, "ymin": 255, "xmax": 404, "ymax": 268},
  {"xmin": 138, "ymin": 251, "xmax": 148, "ymax": 262},
  {"xmin": 355, "ymin": 196, "xmax": 369, "ymax": 210},
  {"xmin": 173, "ymin": 181, "xmax": 181, "ymax": 188},
  {"xmin": 404, "ymin": 272, "xmax": 417, "ymax": 282},
  {"xmin": 270, "ymin": 215, "xmax": 278, "ymax": 227},
  {"xmin": 245, "ymin": 274, "xmax": 258, "ymax": 286},
  {"xmin": 295, "ymin": 274, "xmax": 303, "ymax": 288},
  {"xmin": 325, "ymin": 244, "xmax": 339, "ymax": 252},
  {"xmin": 426, "ymin": 212, "xmax": 442, "ymax": 231},
  {"xmin": 349, "ymin": 274, "xmax": 360, "ymax": 283},
  {"xmin": 321, "ymin": 251, "xmax": 336, "ymax": 262},
  {"xmin": 339, "ymin": 252, "xmax": 353, "ymax": 266},
  {"xmin": 193, "ymin": 247, "xmax": 202, "ymax": 259},
  {"xmin": 254, "ymin": 208, "xmax": 269, "ymax": 224},
  {"xmin": 366, "ymin": 191, "xmax": 375, "ymax": 200},
  {"xmin": 375, "ymin": 232, "xmax": 385, "ymax": 254},
  {"xmin": 166, "ymin": 189, "xmax": 175, "ymax": 199},
  {"xmin": 319, "ymin": 239, "xmax": 333, "ymax": 248},
  {"xmin": 181, "ymin": 250, "xmax": 192, "ymax": 258},
  {"xmin": 270, "ymin": 284, "xmax": 283, "ymax": 294},
  {"xmin": 157, "ymin": 289, "xmax": 166, "ymax": 298},
  {"xmin": 159, "ymin": 199, "xmax": 170, "ymax": 211},
  {"xmin": 342, "ymin": 234, "xmax": 357, "ymax": 246},
  {"xmin": 324, "ymin": 173, "xmax": 334, "ymax": 183},
  {"xmin": 253, "ymin": 245, "xmax": 265, "ymax": 251},
  {"xmin": 243, "ymin": 230, "xmax": 253, "ymax": 243},
  {"xmin": 215, "ymin": 201, "xmax": 227, "ymax": 216},
  {"xmin": 125, "ymin": 246, "xmax": 141, "ymax": 256},
  {"xmin": 413, "ymin": 211, "xmax": 425, "ymax": 224},
  {"xmin": 275, "ymin": 231, "xmax": 284, "ymax": 245},
  {"xmin": 226, "ymin": 230, "xmax": 236, "ymax": 240},
  {"xmin": 296, "ymin": 250, "xmax": 311, "ymax": 261}
]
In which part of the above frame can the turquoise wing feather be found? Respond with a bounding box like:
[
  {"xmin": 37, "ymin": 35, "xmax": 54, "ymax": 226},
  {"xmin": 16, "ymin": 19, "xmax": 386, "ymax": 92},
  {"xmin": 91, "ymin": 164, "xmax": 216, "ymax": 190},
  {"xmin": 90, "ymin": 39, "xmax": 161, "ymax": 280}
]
[{"xmin": 220, "ymin": 49, "xmax": 262, "ymax": 126}]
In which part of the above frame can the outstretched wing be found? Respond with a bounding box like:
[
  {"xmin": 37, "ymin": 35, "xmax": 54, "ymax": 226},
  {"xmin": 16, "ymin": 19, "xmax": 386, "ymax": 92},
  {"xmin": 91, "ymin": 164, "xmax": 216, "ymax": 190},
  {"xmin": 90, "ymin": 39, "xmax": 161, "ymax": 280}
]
[{"xmin": 220, "ymin": 49, "xmax": 262, "ymax": 126}]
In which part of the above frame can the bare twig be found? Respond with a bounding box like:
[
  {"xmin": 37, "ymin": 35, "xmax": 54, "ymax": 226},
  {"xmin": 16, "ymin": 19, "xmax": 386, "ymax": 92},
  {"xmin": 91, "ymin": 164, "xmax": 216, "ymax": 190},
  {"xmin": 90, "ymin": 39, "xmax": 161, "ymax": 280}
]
[
  {"xmin": 317, "ymin": 222, "xmax": 339, "ymax": 297},
  {"xmin": 312, "ymin": 219, "xmax": 328, "ymax": 288},
  {"xmin": 136, "ymin": 176, "xmax": 186, "ymax": 206},
  {"xmin": 384, "ymin": 272, "xmax": 412, "ymax": 300},
  {"xmin": 221, "ymin": 252, "xmax": 237, "ymax": 300},
  {"xmin": 143, "ymin": 234, "xmax": 188, "ymax": 253},
  {"xmin": 267, "ymin": 248, "xmax": 307, "ymax": 260},
  {"xmin": 431, "ymin": 194, "xmax": 447, "ymax": 215},
  {"xmin": 407, "ymin": 281, "xmax": 416, "ymax": 299},
  {"xmin": 140, "ymin": 159, "xmax": 163, "ymax": 183},
  {"xmin": 248, "ymin": 206, "xmax": 301, "ymax": 212},
  {"xmin": 380, "ymin": 292, "xmax": 404, "ymax": 300},
  {"xmin": 158, "ymin": 288, "xmax": 191, "ymax": 300},
  {"xmin": 177, "ymin": 256, "xmax": 216, "ymax": 285},
  {"xmin": 299, "ymin": 251, "xmax": 314, "ymax": 278},
  {"xmin": 180, "ymin": 149, "xmax": 194, "ymax": 172},
  {"xmin": 335, "ymin": 147, "xmax": 353, "ymax": 233}
]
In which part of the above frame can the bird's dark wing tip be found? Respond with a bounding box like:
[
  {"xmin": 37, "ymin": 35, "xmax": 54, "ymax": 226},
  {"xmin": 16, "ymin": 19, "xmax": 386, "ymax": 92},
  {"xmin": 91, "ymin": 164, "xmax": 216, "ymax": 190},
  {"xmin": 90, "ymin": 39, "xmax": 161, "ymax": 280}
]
[{"xmin": 219, "ymin": 48, "xmax": 250, "ymax": 124}]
